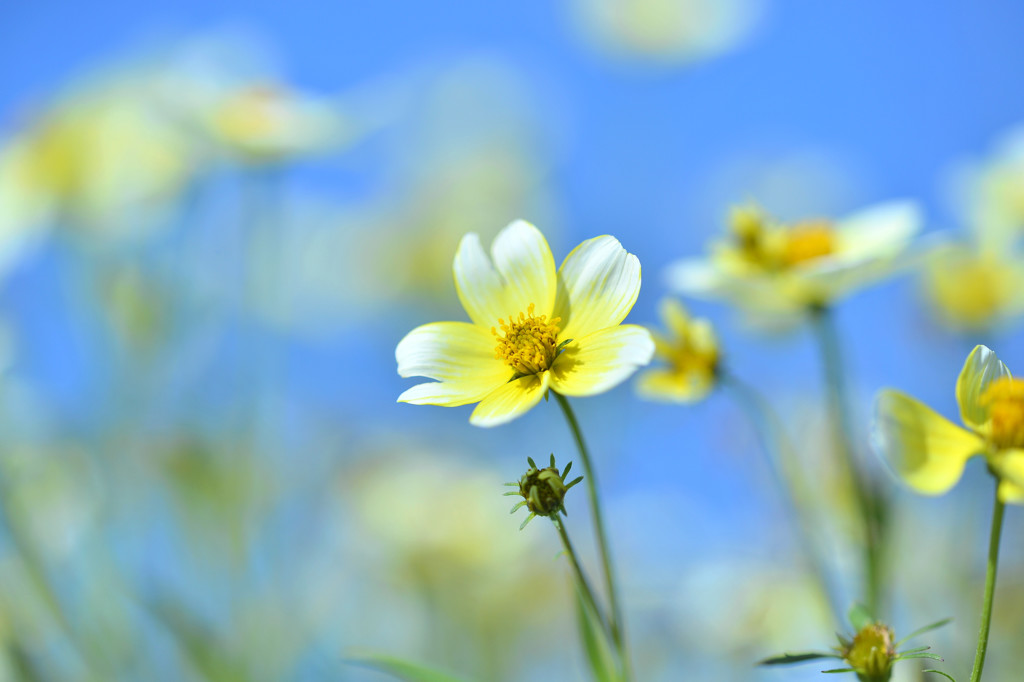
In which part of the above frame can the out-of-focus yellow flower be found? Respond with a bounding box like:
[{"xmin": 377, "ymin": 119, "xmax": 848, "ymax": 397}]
[
  {"xmin": 960, "ymin": 125, "xmax": 1024, "ymax": 240},
  {"xmin": 568, "ymin": 0, "xmax": 762, "ymax": 65},
  {"xmin": 873, "ymin": 345, "xmax": 1024, "ymax": 504},
  {"xmin": 921, "ymin": 243, "xmax": 1024, "ymax": 331},
  {"xmin": 635, "ymin": 298, "xmax": 720, "ymax": 403},
  {"xmin": 0, "ymin": 79, "xmax": 196, "ymax": 238},
  {"xmin": 667, "ymin": 200, "xmax": 922, "ymax": 313},
  {"xmin": 396, "ymin": 220, "xmax": 654, "ymax": 427},
  {"xmin": 203, "ymin": 83, "xmax": 350, "ymax": 161}
]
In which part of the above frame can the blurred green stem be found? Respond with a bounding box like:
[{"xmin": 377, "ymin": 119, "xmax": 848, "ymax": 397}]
[
  {"xmin": 0, "ymin": 464, "xmax": 106, "ymax": 681},
  {"xmin": 969, "ymin": 482, "xmax": 1005, "ymax": 682},
  {"xmin": 554, "ymin": 392, "xmax": 633, "ymax": 682},
  {"xmin": 809, "ymin": 304, "xmax": 886, "ymax": 618},
  {"xmin": 720, "ymin": 371, "xmax": 844, "ymax": 627},
  {"xmin": 551, "ymin": 517, "xmax": 614, "ymax": 644}
]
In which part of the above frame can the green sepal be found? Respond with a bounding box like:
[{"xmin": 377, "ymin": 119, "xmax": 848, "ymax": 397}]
[
  {"xmin": 345, "ymin": 653, "xmax": 474, "ymax": 682},
  {"xmin": 821, "ymin": 667, "xmax": 856, "ymax": 673},
  {"xmin": 895, "ymin": 652, "xmax": 944, "ymax": 662},
  {"xmin": 758, "ymin": 652, "xmax": 839, "ymax": 666},
  {"xmin": 848, "ymin": 603, "xmax": 873, "ymax": 631},
  {"xmin": 895, "ymin": 618, "xmax": 952, "ymax": 647},
  {"xmin": 922, "ymin": 670, "xmax": 956, "ymax": 681}
]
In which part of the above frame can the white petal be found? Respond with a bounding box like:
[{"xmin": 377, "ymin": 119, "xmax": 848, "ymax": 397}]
[
  {"xmin": 396, "ymin": 321, "xmax": 510, "ymax": 405},
  {"xmin": 549, "ymin": 325, "xmax": 655, "ymax": 397},
  {"xmin": 834, "ymin": 200, "xmax": 922, "ymax": 263},
  {"xmin": 490, "ymin": 220, "xmax": 556, "ymax": 318},
  {"xmin": 453, "ymin": 233, "xmax": 509, "ymax": 327},
  {"xmin": 956, "ymin": 344, "xmax": 1011, "ymax": 431},
  {"xmin": 554, "ymin": 235, "xmax": 641, "ymax": 341}
]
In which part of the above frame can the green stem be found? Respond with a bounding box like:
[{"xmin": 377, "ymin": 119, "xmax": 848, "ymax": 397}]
[
  {"xmin": 553, "ymin": 392, "xmax": 633, "ymax": 682},
  {"xmin": 720, "ymin": 371, "xmax": 844, "ymax": 627},
  {"xmin": 809, "ymin": 304, "xmax": 886, "ymax": 617},
  {"xmin": 968, "ymin": 482, "xmax": 1005, "ymax": 682},
  {"xmin": 552, "ymin": 517, "xmax": 615, "ymax": 644}
]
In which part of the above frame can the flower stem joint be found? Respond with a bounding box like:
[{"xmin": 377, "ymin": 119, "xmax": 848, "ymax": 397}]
[{"xmin": 505, "ymin": 454, "xmax": 583, "ymax": 530}]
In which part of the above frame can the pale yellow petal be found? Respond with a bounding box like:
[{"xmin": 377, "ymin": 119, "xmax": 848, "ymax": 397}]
[
  {"xmin": 834, "ymin": 200, "xmax": 922, "ymax": 263},
  {"xmin": 994, "ymin": 450, "xmax": 1024, "ymax": 505},
  {"xmin": 872, "ymin": 390, "xmax": 983, "ymax": 495},
  {"xmin": 635, "ymin": 367, "xmax": 713, "ymax": 404},
  {"xmin": 659, "ymin": 298, "xmax": 691, "ymax": 340},
  {"xmin": 490, "ymin": 220, "xmax": 556, "ymax": 318},
  {"xmin": 469, "ymin": 372, "xmax": 550, "ymax": 427},
  {"xmin": 396, "ymin": 321, "xmax": 510, "ymax": 406},
  {"xmin": 548, "ymin": 325, "xmax": 654, "ymax": 397},
  {"xmin": 956, "ymin": 345, "xmax": 1011, "ymax": 431},
  {"xmin": 664, "ymin": 258, "xmax": 730, "ymax": 298},
  {"xmin": 453, "ymin": 233, "xmax": 509, "ymax": 327},
  {"xmin": 554, "ymin": 235, "xmax": 641, "ymax": 341}
]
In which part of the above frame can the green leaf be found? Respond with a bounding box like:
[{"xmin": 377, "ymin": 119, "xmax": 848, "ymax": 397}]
[
  {"xmin": 575, "ymin": 588, "xmax": 619, "ymax": 682},
  {"xmin": 345, "ymin": 653, "xmax": 473, "ymax": 682},
  {"xmin": 923, "ymin": 670, "xmax": 957, "ymax": 681},
  {"xmin": 895, "ymin": 645, "xmax": 930, "ymax": 655},
  {"xmin": 848, "ymin": 602, "xmax": 873, "ymax": 631},
  {"xmin": 896, "ymin": 652, "xmax": 944, "ymax": 662},
  {"xmin": 758, "ymin": 652, "xmax": 839, "ymax": 666},
  {"xmin": 895, "ymin": 618, "xmax": 953, "ymax": 647}
]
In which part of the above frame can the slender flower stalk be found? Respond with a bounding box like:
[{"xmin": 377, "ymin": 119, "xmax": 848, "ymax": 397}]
[
  {"xmin": 969, "ymin": 481, "xmax": 1006, "ymax": 682},
  {"xmin": 810, "ymin": 304, "xmax": 887, "ymax": 618},
  {"xmin": 551, "ymin": 516, "xmax": 614, "ymax": 645},
  {"xmin": 719, "ymin": 371, "xmax": 844, "ymax": 627},
  {"xmin": 554, "ymin": 392, "xmax": 633, "ymax": 682}
]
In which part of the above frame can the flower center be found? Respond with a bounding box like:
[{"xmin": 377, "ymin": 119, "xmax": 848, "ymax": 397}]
[
  {"xmin": 782, "ymin": 221, "xmax": 836, "ymax": 266},
  {"xmin": 980, "ymin": 377, "xmax": 1024, "ymax": 449},
  {"xmin": 843, "ymin": 623, "xmax": 894, "ymax": 681},
  {"xmin": 492, "ymin": 303, "xmax": 561, "ymax": 376}
]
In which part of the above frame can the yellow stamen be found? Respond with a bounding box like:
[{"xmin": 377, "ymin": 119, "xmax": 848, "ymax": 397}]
[
  {"xmin": 492, "ymin": 303, "xmax": 561, "ymax": 376},
  {"xmin": 980, "ymin": 377, "xmax": 1024, "ymax": 449},
  {"xmin": 782, "ymin": 220, "xmax": 836, "ymax": 265}
]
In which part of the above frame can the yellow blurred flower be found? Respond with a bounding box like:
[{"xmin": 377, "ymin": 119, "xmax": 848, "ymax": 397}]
[
  {"xmin": 396, "ymin": 220, "xmax": 654, "ymax": 426},
  {"xmin": 0, "ymin": 77, "xmax": 196, "ymax": 238},
  {"xmin": 667, "ymin": 200, "xmax": 922, "ymax": 313},
  {"xmin": 921, "ymin": 243, "xmax": 1024, "ymax": 331},
  {"xmin": 873, "ymin": 345, "xmax": 1024, "ymax": 504},
  {"xmin": 204, "ymin": 83, "xmax": 350, "ymax": 162},
  {"xmin": 568, "ymin": 0, "xmax": 762, "ymax": 65},
  {"xmin": 635, "ymin": 298, "xmax": 720, "ymax": 403}
]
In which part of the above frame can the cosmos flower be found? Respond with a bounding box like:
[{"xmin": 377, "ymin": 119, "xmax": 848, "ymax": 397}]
[
  {"xmin": 873, "ymin": 345, "xmax": 1024, "ymax": 504},
  {"xmin": 921, "ymin": 242, "xmax": 1024, "ymax": 332},
  {"xmin": 396, "ymin": 220, "xmax": 654, "ymax": 427},
  {"xmin": 666, "ymin": 200, "xmax": 922, "ymax": 314},
  {"xmin": 635, "ymin": 298, "xmax": 720, "ymax": 403}
]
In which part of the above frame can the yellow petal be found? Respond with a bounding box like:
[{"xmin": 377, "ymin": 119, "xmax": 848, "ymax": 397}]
[
  {"xmin": 993, "ymin": 450, "xmax": 1024, "ymax": 505},
  {"xmin": 635, "ymin": 367, "xmax": 713, "ymax": 404},
  {"xmin": 548, "ymin": 325, "xmax": 654, "ymax": 397},
  {"xmin": 659, "ymin": 298, "xmax": 692, "ymax": 340},
  {"xmin": 454, "ymin": 233, "xmax": 509, "ymax": 327},
  {"xmin": 396, "ymin": 321, "xmax": 510, "ymax": 406},
  {"xmin": 554, "ymin": 235, "xmax": 641, "ymax": 341},
  {"xmin": 469, "ymin": 372, "xmax": 550, "ymax": 427},
  {"xmin": 872, "ymin": 390, "xmax": 983, "ymax": 495},
  {"xmin": 490, "ymin": 220, "xmax": 556, "ymax": 318},
  {"xmin": 956, "ymin": 345, "xmax": 1011, "ymax": 431}
]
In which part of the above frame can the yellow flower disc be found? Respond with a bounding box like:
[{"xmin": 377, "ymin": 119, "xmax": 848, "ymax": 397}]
[
  {"xmin": 492, "ymin": 303, "xmax": 562, "ymax": 375},
  {"xmin": 980, "ymin": 377, "xmax": 1024, "ymax": 449}
]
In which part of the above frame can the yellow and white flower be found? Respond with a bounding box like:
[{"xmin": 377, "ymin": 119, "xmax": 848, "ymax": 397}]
[
  {"xmin": 921, "ymin": 242, "xmax": 1024, "ymax": 332},
  {"xmin": 873, "ymin": 345, "xmax": 1024, "ymax": 504},
  {"xmin": 635, "ymin": 298, "xmax": 720, "ymax": 403},
  {"xmin": 666, "ymin": 200, "xmax": 922, "ymax": 313},
  {"xmin": 396, "ymin": 220, "xmax": 654, "ymax": 427}
]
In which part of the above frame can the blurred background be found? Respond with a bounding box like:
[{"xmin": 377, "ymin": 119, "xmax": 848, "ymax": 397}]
[{"xmin": 1, "ymin": 1, "xmax": 1024, "ymax": 680}]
